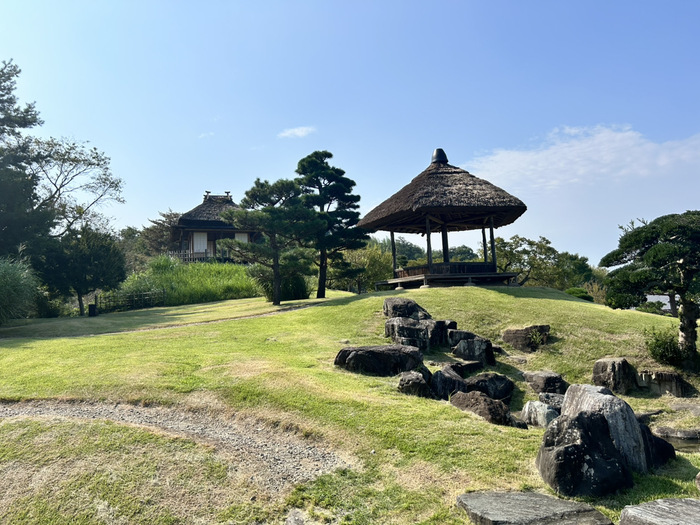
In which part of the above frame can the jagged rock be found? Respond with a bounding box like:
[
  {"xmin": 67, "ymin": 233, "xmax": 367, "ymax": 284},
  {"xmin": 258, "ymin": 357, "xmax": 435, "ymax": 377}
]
[
  {"xmin": 464, "ymin": 372, "xmax": 515, "ymax": 404},
  {"xmin": 452, "ymin": 335, "xmax": 496, "ymax": 366},
  {"xmin": 536, "ymin": 411, "xmax": 634, "ymax": 497},
  {"xmin": 637, "ymin": 369, "xmax": 692, "ymax": 397},
  {"xmin": 457, "ymin": 491, "xmax": 613, "ymax": 525},
  {"xmin": 593, "ymin": 357, "xmax": 637, "ymax": 394},
  {"xmin": 447, "ymin": 329, "xmax": 479, "ymax": 347},
  {"xmin": 383, "ymin": 297, "xmax": 431, "ymax": 320},
  {"xmin": 523, "ymin": 370, "xmax": 568, "ymax": 394},
  {"xmin": 398, "ymin": 367, "xmax": 434, "ymax": 398},
  {"xmin": 521, "ymin": 400, "xmax": 559, "ymax": 427},
  {"xmin": 502, "ymin": 325, "xmax": 550, "ymax": 352},
  {"xmin": 451, "ymin": 391, "xmax": 526, "ymax": 428},
  {"xmin": 619, "ymin": 498, "xmax": 700, "ymax": 525},
  {"xmin": 561, "ymin": 384, "xmax": 649, "ymax": 473},
  {"xmin": 334, "ymin": 345, "xmax": 423, "ymax": 376},
  {"xmin": 539, "ymin": 392, "xmax": 564, "ymax": 411},
  {"xmin": 385, "ymin": 317, "xmax": 447, "ymax": 351},
  {"xmin": 430, "ymin": 362, "xmax": 483, "ymax": 400}
]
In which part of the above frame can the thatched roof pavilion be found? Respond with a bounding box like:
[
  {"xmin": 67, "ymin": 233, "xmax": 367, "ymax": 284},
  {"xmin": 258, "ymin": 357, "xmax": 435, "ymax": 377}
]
[{"xmin": 358, "ymin": 148, "xmax": 526, "ymax": 288}]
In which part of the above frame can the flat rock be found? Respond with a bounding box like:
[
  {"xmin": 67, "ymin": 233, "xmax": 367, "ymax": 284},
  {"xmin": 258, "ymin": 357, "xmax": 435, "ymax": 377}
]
[
  {"xmin": 619, "ymin": 498, "xmax": 700, "ymax": 525},
  {"xmin": 523, "ymin": 370, "xmax": 568, "ymax": 394},
  {"xmin": 456, "ymin": 491, "xmax": 612, "ymax": 525},
  {"xmin": 383, "ymin": 297, "xmax": 431, "ymax": 320},
  {"xmin": 334, "ymin": 345, "xmax": 423, "ymax": 376}
]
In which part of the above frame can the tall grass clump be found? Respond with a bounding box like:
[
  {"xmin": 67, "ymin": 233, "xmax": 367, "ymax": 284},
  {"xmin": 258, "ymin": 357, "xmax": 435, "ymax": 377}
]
[
  {"xmin": 0, "ymin": 257, "xmax": 38, "ymax": 324},
  {"xmin": 118, "ymin": 256, "xmax": 262, "ymax": 306}
]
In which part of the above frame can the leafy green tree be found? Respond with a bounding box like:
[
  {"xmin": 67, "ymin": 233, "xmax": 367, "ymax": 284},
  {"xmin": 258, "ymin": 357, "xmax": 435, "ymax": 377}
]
[
  {"xmin": 0, "ymin": 256, "xmax": 38, "ymax": 325},
  {"xmin": 42, "ymin": 226, "xmax": 126, "ymax": 316},
  {"xmin": 295, "ymin": 150, "xmax": 368, "ymax": 298},
  {"xmin": 493, "ymin": 235, "xmax": 558, "ymax": 286},
  {"xmin": 333, "ymin": 242, "xmax": 393, "ymax": 293},
  {"xmin": 600, "ymin": 211, "xmax": 700, "ymax": 361},
  {"xmin": 0, "ymin": 60, "xmax": 53, "ymax": 256},
  {"xmin": 376, "ymin": 236, "xmax": 426, "ymax": 267},
  {"xmin": 140, "ymin": 210, "xmax": 182, "ymax": 256},
  {"xmin": 221, "ymin": 178, "xmax": 324, "ymax": 305}
]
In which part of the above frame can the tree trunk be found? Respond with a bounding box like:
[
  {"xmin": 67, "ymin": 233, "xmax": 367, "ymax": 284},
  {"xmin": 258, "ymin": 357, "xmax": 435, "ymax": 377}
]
[
  {"xmin": 77, "ymin": 293, "xmax": 85, "ymax": 316},
  {"xmin": 668, "ymin": 293, "xmax": 678, "ymax": 317},
  {"xmin": 271, "ymin": 237, "xmax": 281, "ymax": 306},
  {"xmin": 678, "ymin": 296, "xmax": 698, "ymax": 357},
  {"xmin": 316, "ymin": 248, "xmax": 327, "ymax": 299}
]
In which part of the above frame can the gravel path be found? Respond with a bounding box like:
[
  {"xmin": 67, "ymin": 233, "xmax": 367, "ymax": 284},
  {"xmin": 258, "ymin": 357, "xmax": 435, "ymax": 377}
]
[{"xmin": 0, "ymin": 399, "xmax": 352, "ymax": 494}]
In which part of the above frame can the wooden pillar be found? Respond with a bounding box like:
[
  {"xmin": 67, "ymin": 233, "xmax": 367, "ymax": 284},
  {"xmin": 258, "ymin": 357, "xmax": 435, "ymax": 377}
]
[
  {"xmin": 489, "ymin": 217, "xmax": 497, "ymax": 270},
  {"xmin": 441, "ymin": 225, "xmax": 449, "ymax": 263},
  {"xmin": 426, "ymin": 217, "xmax": 433, "ymax": 272},
  {"xmin": 482, "ymin": 227, "xmax": 488, "ymax": 264},
  {"xmin": 390, "ymin": 231, "xmax": 397, "ymax": 276}
]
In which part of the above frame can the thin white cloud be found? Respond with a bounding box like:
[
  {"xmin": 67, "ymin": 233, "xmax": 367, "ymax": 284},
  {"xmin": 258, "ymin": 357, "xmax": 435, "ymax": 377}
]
[
  {"xmin": 198, "ymin": 132, "xmax": 215, "ymax": 139},
  {"xmin": 277, "ymin": 126, "xmax": 316, "ymax": 139},
  {"xmin": 461, "ymin": 126, "xmax": 700, "ymax": 264},
  {"xmin": 469, "ymin": 126, "xmax": 700, "ymax": 193}
]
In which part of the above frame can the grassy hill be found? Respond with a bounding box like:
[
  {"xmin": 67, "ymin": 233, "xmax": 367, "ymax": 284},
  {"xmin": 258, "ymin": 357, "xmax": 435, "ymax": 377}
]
[{"xmin": 0, "ymin": 287, "xmax": 698, "ymax": 524}]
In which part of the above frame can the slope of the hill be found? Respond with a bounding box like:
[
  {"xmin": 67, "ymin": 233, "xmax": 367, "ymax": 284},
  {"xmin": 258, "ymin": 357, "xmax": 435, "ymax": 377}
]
[{"xmin": 0, "ymin": 287, "xmax": 698, "ymax": 524}]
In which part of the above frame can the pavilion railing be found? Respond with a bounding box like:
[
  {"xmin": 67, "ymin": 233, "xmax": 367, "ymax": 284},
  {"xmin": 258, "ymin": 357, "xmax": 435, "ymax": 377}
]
[{"xmin": 394, "ymin": 261, "xmax": 497, "ymax": 279}]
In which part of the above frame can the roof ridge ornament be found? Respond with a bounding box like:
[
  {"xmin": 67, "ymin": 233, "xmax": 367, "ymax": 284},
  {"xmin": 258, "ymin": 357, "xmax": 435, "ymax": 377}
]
[{"xmin": 431, "ymin": 148, "xmax": 448, "ymax": 164}]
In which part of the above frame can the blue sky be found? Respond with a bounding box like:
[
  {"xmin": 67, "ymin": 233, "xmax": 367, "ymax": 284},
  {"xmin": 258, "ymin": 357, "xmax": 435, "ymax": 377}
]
[{"xmin": 3, "ymin": 1, "xmax": 699, "ymax": 265}]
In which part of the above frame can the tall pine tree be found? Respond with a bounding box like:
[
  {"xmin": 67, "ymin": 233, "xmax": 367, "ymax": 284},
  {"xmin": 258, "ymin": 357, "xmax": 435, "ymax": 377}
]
[{"xmin": 295, "ymin": 151, "xmax": 368, "ymax": 298}]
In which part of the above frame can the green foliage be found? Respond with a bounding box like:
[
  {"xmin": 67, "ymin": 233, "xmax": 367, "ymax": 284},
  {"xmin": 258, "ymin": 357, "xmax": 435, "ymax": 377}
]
[
  {"xmin": 331, "ymin": 242, "xmax": 393, "ymax": 293},
  {"xmin": 565, "ymin": 287, "xmax": 594, "ymax": 302},
  {"xmin": 221, "ymin": 178, "xmax": 325, "ymax": 305},
  {"xmin": 636, "ymin": 301, "xmax": 668, "ymax": 316},
  {"xmin": 295, "ymin": 150, "xmax": 368, "ymax": 298},
  {"xmin": 601, "ymin": 211, "xmax": 700, "ymax": 357},
  {"xmin": 644, "ymin": 326, "xmax": 689, "ymax": 366},
  {"xmin": 246, "ymin": 262, "xmax": 310, "ymax": 302},
  {"xmin": 118, "ymin": 256, "xmax": 261, "ymax": 306},
  {"xmin": 376, "ymin": 235, "xmax": 426, "ymax": 265},
  {"xmin": 0, "ymin": 257, "xmax": 38, "ymax": 324}
]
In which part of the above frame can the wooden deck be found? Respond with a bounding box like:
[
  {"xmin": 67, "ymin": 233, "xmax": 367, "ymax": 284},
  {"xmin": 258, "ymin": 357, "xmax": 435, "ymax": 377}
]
[{"xmin": 375, "ymin": 262, "xmax": 518, "ymax": 289}]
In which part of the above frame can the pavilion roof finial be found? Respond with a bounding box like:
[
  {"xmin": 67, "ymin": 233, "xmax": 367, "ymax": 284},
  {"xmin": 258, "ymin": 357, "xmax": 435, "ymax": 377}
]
[{"xmin": 431, "ymin": 148, "xmax": 448, "ymax": 164}]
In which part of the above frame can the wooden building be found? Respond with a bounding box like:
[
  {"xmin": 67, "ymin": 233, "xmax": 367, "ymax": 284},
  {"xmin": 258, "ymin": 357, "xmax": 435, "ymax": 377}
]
[
  {"xmin": 358, "ymin": 149, "xmax": 527, "ymax": 288},
  {"xmin": 172, "ymin": 192, "xmax": 256, "ymax": 262}
]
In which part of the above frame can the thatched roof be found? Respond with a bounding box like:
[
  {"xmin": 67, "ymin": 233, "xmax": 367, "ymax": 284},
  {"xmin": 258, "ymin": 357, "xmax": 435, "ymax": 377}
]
[
  {"xmin": 357, "ymin": 149, "xmax": 526, "ymax": 234},
  {"xmin": 177, "ymin": 193, "xmax": 240, "ymax": 230}
]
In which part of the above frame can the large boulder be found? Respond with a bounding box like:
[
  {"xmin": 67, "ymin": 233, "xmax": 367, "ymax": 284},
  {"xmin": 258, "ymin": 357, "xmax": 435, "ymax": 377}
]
[
  {"xmin": 637, "ymin": 369, "xmax": 692, "ymax": 397},
  {"xmin": 385, "ymin": 317, "xmax": 447, "ymax": 351},
  {"xmin": 502, "ymin": 325, "xmax": 550, "ymax": 352},
  {"xmin": 452, "ymin": 334, "xmax": 496, "ymax": 366},
  {"xmin": 450, "ymin": 391, "xmax": 526, "ymax": 428},
  {"xmin": 619, "ymin": 498, "xmax": 700, "ymax": 525},
  {"xmin": 383, "ymin": 297, "xmax": 431, "ymax": 320},
  {"xmin": 593, "ymin": 357, "xmax": 637, "ymax": 394},
  {"xmin": 397, "ymin": 367, "xmax": 434, "ymax": 398},
  {"xmin": 521, "ymin": 400, "xmax": 559, "ymax": 427},
  {"xmin": 430, "ymin": 362, "xmax": 483, "ymax": 400},
  {"xmin": 457, "ymin": 491, "xmax": 613, "ymax": 525},
  {"xmin": 523, "ymin": 370, "xmax": 569, "ymax": 394},
  {"xmin": 464, "ymin": 372, "xmax": 515, "ymax": 404},
  {"xmin": 561, "ymin": 384, "xmax": 649, "ymax": 473},
  {"xmin": 334, "ymin": 345, "xmax": 423, "ymax": 376},
  {"xmin": 536, "ymin": 411, "xmax": 634, "ymax": 497}
]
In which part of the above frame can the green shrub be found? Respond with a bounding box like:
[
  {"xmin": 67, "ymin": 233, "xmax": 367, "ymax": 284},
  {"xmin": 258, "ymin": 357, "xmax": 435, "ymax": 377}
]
[
  {"xmin": 0, "ymin": 258, "xmax": 38, "ymax": 324},
  {"xmin": 565, "ymin": 287, "xmax": 594, "ymax": 302},
  {"xmin": 636, "ymin": 301, "xmax": 668, "ymax": 316},
  {"xmin": 644, "ymin": 326, "xmax": 689, "ymax": 366},
  {"xmin": 246, "ymin": 264, "xmax": 310, "ymax": 302}
]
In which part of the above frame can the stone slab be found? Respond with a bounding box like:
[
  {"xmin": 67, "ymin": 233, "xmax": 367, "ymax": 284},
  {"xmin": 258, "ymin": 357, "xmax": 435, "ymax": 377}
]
[
  {"xmin": 619, "ymin": 498, "xmax": 700, "ymax": 525},
  {"xmin": 456, "ymin": 492, "xmax": 612, "ymax": 525}
]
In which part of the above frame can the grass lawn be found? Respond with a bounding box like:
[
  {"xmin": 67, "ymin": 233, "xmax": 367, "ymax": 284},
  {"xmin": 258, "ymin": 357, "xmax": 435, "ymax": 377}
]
[{"xmin": 0, "ymin": 287, "xmax": 699, "ymax": 524}]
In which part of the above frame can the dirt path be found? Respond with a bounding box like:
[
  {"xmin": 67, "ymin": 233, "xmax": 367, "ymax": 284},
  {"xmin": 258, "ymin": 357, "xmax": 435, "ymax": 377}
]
[{"xmin": 0, "ymin": 399, "xmax": 351, "ymax": 495}]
